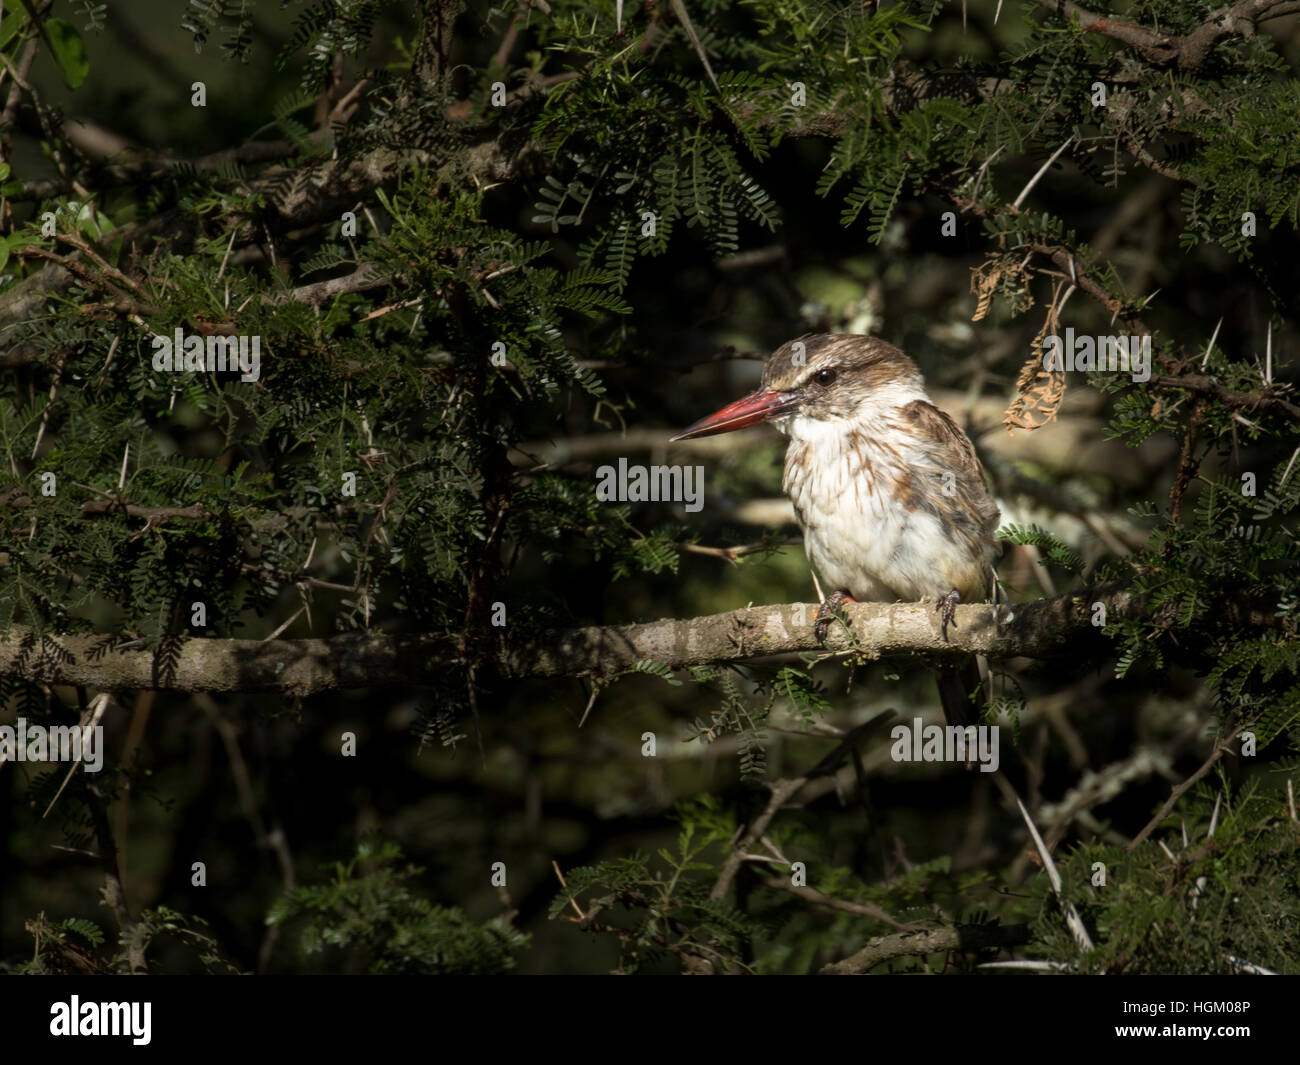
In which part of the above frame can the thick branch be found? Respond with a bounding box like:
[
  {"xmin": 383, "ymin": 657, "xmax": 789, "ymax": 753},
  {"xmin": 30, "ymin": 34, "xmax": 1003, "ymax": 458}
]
[
  {"xmin": 506, "ymin": 589, "xmax": 1131, "ymax": 678},
  {"xmin": 0, "ymin": 629, "xmax": 453, "ymax": 698},
  {"xmin": 0, "ymin": 586, "xmax": 1283, "ymax": 694},
  {"xmin": 0, "ymin": 588, "xmax": 1115, "ymax": 695}
]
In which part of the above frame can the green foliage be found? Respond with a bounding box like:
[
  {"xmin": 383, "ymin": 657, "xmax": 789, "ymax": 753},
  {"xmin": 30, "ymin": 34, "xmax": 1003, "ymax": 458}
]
[
  {"xmin": 182, "ymin": 0, "xmax": 257, "ymax": 61},
  {"xmin": 1034, "ymin": 785, "xmax": 1299, "ymax": 974},
  {"xmin": 682, "ymin": 666, "xmax": 773, "ymax": 780},
  {"xmin": 8, "ymin": 909, "xmax": 242, "ymax": 975},
  {"xmin": 999, "ymin": 522, "xmax": 1085, "ymax": 575},
  {"xmin": 548, "ymin": 798, "xmax": 759, "ymax": 973},
  {"xmin": 629, "ymin": 659, "xmax": 683, "ymax": 685},
  {"xmin": 276, "ymin": 0, "xmax": 398, "ymax": 89},
  {"xmin": 268, "ymin": 839, "xmax": 529, "ymax": 974},
  {"xmin": 124, "ymin": 906, "xmax": 246, "ymax": 974},
  {"xmin": 772, "ymin": 665, "xmax": 831, "ymax": 723},
  {"xmin": 554, "ymin": 781, "xmax": 1299, "ymax": 974},
  {"xmin": 73, "ymin": 3, "xmax": 108, "ymax": 33},
  {"xmin": 44, "ymin": 18, "xmax": 90, "ymax": 89},
  {"xmin": 1096, "ymin": 445, "xmax": 1300, "ymax": 741}
]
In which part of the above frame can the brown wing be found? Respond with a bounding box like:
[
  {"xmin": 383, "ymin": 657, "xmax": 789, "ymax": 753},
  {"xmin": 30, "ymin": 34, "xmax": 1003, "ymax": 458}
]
[
  {"xmin": 899, "ymin": 399, "xmax": 1002, "ymax": 569},
  {"xmin": 900, "ymin": 400, "xmax": 982, "ymax": 480}
]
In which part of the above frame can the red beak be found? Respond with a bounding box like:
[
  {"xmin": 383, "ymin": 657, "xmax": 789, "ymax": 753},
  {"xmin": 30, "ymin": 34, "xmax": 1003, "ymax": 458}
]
[{"xmin": 670, "ymin": 388, "xmax": 800, "ymax": 441}]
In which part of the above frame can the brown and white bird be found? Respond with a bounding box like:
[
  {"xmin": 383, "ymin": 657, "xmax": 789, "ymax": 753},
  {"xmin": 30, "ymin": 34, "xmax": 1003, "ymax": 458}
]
[{"xmin": 671, "ymin": 334, "xmax": 1000, "ymax": 726}]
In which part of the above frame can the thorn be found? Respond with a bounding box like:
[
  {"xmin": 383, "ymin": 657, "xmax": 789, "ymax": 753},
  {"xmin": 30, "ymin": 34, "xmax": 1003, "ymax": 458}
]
[
  {"xmin": 1014, "ymin": 796, "xmax": 1095, "ymax": 952},
  {"xmin": 1201, "ymin": 316, "xmax": 1223, "ymax": 369},
  {"xmin": 1013, "ymin": 135, "xmax": 1075, "ymax": 210},
  {"xmin": 667, "ymin": 0, "xmax": 720, "ymax": 92},
  {"xmin": 1279, "ymin": 445, "xmax": 1300, "ymax": 489}
]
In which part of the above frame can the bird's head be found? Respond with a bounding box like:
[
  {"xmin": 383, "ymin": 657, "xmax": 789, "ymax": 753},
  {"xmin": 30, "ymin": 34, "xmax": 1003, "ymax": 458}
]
[{"xmin": 670, "ymin": 334, "xmax": 925, "ymax": 442}]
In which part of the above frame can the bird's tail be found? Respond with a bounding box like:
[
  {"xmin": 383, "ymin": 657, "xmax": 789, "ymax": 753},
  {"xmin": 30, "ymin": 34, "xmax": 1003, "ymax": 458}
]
[{"xmin": 936, "ymin": 655, "xmax": 985, "ymax": 728}]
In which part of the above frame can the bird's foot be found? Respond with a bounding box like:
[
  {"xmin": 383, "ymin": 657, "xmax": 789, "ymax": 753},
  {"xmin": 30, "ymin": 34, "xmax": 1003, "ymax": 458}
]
[
  {"xmin": 937, "ymin": 588, "xmax": 961, "ymax": 640},
  {"xmin": 815, "ymin": 590, "xmax": 856, "ymax": 644}
]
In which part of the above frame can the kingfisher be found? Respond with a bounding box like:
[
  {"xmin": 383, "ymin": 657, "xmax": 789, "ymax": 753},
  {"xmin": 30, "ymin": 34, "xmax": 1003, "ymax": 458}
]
[{"xmin": 671, "ymin": 333, "xmax": 1000, "ymax": 726}]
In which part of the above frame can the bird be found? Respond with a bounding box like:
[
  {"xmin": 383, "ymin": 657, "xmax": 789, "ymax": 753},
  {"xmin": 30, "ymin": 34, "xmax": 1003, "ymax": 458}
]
[{"xmin": 670, "ymin": 333, "xmax": 1000, "ymax": 727}]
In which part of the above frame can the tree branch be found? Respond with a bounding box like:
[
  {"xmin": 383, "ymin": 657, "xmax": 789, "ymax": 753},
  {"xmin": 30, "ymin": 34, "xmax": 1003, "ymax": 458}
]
[
  {"xmin": 758, "ymin": 877, "xmax": 919, "ymax": 932},
  {"xmin": 1126, "ymin": 724, "xmax": 1244, "ymax": 852},
  {"xmin": 0, "ymin": 491, "xmax": 211, "ymax": 523},
  {"xmin": 0, "ymin": 3, "xmax": 47, "ymax": 136},
  {"xmin": 710, "ymin": 777, "xmax": 807, "ymax": 901},
  {"xmin": 507, "ymin": 588, "xmax": 1130, "ymax": 678},
  {"xmin": 1030, "ymin": 0, "xmax": 1300, "ymax": 72},
  {"xmin": 820, "ymin": 922, "xmax": 1031, "ymax": 974},
  {"xmin": 1150, "ymin": 373, "xmax": 1300, "ymax": 421},
  {"xmin": 280, "ymin": 263, "xmax": 392, "ymax": 307},
  {"xmin": 411, "ymin": 0, "xmax": 459, "ymax": 90},
  {"xmin": 0, "ymin": 586, "xmax": 1127, "ymax": 695}
]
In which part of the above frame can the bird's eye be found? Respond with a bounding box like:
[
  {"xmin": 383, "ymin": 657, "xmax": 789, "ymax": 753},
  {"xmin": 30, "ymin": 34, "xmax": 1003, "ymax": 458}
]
[{"xmin": 814, "ymin": 369, "xmax": 836, "ymax": 386}]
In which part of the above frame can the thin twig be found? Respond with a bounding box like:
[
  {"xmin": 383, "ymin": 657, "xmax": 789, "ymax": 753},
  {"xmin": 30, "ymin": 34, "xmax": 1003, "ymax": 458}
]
[
  {"xmin": 758, "ymin": 877, "xmax": 919, "ymax": 932},
  {"xmin": 551, "ymin": 859, "xmax": 586, "ymax": 919},
  {"xmin": 1127, "ymin": 725, "xmax": 1243, "ymax": 852}
]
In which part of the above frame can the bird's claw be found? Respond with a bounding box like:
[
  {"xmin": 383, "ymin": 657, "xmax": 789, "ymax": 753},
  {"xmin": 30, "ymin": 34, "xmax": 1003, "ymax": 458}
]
[
  {"xmin": 814, "ymin": 590, "xmax": 855, "ymax": 644},
  {"xmin": 937, "ymin": 588, "xmax": 961, "ymax": 640}
]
